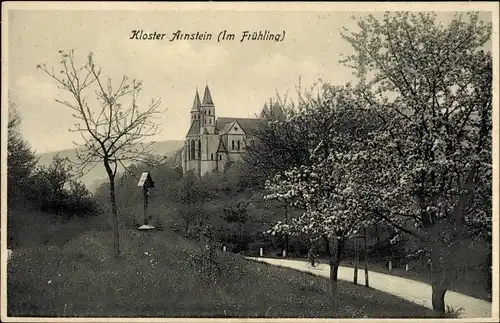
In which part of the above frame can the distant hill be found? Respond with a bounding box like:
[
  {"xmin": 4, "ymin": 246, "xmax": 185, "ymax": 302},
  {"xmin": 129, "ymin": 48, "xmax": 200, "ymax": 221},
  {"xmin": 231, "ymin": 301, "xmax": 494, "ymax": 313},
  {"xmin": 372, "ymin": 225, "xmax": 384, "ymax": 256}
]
[{"xmin": 37, "ymin": 140, "xmax": 184, "ymax": 191}]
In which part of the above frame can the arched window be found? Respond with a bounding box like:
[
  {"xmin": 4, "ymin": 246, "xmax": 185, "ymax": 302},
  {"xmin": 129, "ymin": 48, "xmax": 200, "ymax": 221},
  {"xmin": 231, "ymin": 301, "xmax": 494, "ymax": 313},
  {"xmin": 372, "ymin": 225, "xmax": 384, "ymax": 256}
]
[
  {"xmin": 232, "ymin": 140, "xmax": 235, "ymax": 150},
  {"xmin": 219, "ymin": 155, "xmax": 222, "ymax": 160},
  {"xmin": 190, "ymin": 139, "xmax": 195, "ymax": 160},
  {"xmin": 198, "ymin": 140, "xmax": 201, "ymax": 159},
  {"xmin": 211, "ymin": 153, "xmax": 214, "ymax": 160},
  {"xmin": 209, "ymin": 119, "xmax": 212, "ymax": 124},
  {"xmin": 237, "ymin": 140, "xmax": 240, "ymax": 150}
]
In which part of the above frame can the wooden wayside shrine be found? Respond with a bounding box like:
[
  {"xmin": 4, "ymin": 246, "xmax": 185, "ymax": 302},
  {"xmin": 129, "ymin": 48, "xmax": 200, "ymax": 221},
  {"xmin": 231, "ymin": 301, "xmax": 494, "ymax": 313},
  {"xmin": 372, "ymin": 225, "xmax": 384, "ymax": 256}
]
[{"xmin": 137, "ymin": 171, "xmax": 155, "ymax": 231}]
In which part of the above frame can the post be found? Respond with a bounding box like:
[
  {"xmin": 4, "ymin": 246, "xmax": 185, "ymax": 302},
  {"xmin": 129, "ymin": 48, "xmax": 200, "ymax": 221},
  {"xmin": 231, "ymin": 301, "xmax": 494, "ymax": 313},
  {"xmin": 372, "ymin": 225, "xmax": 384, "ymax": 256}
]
[
  {"xmin": 464, "ymin": 268, "xmax": 468, "ymax": 291},
  {"xmin": 223, "ymin": 245, "xmax": 226, "ymax": 253},
  {"xmin": 282, "ymin": 249, "xmax": 286, "ymax": 258},
  {"xmin": 284, "ymin": 205, "xmax": 289, "ymax": 256},
  {"xmin": 364, "ymin": 227, "xmax": 369, "ymax": 287},
  {"xmin": 388, "ymin": 260, "xmax": 392, "ymax": 271},
  {"xmin": 143, "ymin": 185, "xmax": 149, "ymax": 225},
  {"xmin": 428, "ymin": 259, "xmax": 432, "ymax": 285},
  {"xmin": 405, "ymin": 264, "xmax": 409, "ymax": 272},
  {"xmin": 259, "ymin": 247, "xmax": 263, "ymax": 257},
  {"xmin": 353, "ymin": 236, "xmax": 358, "ymax": 284}
]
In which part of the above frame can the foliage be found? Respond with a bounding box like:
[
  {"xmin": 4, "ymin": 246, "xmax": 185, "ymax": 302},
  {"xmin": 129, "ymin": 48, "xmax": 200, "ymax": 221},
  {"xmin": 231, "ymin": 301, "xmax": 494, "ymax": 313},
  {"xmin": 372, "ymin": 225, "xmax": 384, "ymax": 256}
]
[
  {"xmin": 26, "ymin": 155, "xmax": 100, "ymax": 218},
  {"xmin": 262, "ymin": 11, "xmax": 492, "ymax": 314},
  {"xmin": 264, "ymin": 83, "xmax": 381, "ymax": 241},
  {"xmin": 340, "ymin": 13, "xmax": 492, "ymax": 309},
  {"xmin": 245, "ymin": 97, "xmax": 310, "ymax": 185},
  {"xmin": 7, "ymin": 100, "xmax": 39, "ymax": 204},
  {"xmin": 340, "ymin": 11, "xmax": 492, "ymax": 241},
  {"xmin": 445, "ymin": 305, "xmax": 465, "ymax": 318},
  {"xmin": 263, "ymin": 83, "xmax": 383, "ymax": 303},
  {"xmin": 7, "ymin": 100, "xmax": 102, "ymax": 248}
]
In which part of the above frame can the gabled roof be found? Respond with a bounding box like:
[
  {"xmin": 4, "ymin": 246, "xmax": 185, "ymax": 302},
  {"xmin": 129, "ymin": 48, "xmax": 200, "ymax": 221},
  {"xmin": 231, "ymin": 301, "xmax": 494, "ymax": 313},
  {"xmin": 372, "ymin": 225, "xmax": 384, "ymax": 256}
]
[
  {"xmin": 216, "ymin": 117, "xmax": 262, "ymax": 135},
  {"xmin": 217, "ymin": 119, "xmax": 236, "ymax": 134},
  {"xmin": 191, "ymin": 90, "xmax": 201, "ymax": 111},
  {"xmin": 186, "ymin": 120, "xmax": 200, "ymax": 137},
  {"xmin": 137, "ymin": 171, "xmax": 154, "ymax": 188},
  {"xmin": 217, "ymin": 139, "xmax": 228, "ymax": 153},
  {"xmin": 202, "ymin": 85, "xmax": 214, "ymax": 106}
]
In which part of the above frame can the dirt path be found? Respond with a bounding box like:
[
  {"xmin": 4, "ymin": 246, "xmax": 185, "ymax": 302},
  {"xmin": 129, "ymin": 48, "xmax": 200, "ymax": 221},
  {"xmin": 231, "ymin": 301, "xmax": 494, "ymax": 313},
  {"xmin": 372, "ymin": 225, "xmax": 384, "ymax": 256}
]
[{"xmin": 247, "ymin": 257, "xmax": 492, "ymax": 319}]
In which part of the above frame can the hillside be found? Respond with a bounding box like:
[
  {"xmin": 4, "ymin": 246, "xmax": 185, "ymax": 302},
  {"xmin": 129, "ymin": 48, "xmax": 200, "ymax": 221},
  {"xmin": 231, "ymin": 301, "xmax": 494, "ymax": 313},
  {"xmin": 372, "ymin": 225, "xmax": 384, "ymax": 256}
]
[
  {"xmin": 7, "ymin": 216, "xmax": 435, "ymax": 318},
  {"xmin": 37, "ymin": 140, "xmax": 184, "ymax": 191}
]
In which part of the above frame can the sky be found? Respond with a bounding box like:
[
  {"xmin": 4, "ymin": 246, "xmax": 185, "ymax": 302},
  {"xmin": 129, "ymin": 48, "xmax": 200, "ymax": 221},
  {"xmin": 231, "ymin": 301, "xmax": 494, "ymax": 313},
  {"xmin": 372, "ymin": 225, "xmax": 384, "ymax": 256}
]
[{"xmin": 5, "ymin": 3, "xmax": 495, "ymax": 154}]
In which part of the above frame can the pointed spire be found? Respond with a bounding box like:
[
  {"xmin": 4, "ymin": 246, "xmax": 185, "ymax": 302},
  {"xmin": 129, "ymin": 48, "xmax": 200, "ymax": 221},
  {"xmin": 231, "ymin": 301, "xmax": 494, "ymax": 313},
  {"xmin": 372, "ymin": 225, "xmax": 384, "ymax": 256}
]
[
  {"xmin": 202, "ymin": 85, "xmax": 214, "ymax": 106},
  {"xmin": 260, "ymin": 102, "xmax": 270, "ymax": 118},
  {"xmin": 191, "ymin": 89, "xmax": 201, "ymax": 111}
]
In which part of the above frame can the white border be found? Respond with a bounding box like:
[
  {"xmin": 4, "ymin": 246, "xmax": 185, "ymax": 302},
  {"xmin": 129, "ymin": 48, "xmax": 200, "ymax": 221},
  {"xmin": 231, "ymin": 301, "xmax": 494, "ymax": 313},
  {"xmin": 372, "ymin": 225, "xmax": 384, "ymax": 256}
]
[{"xmin": 1, "ymin": 2, "xmax": 499, "ymax": 323}]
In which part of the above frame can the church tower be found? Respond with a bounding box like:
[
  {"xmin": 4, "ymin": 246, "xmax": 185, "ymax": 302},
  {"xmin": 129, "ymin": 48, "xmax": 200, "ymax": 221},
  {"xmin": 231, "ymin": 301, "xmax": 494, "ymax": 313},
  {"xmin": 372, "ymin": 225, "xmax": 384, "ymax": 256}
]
[
  {"xmin": 200, "ymin": 85, "xmax": 216, "ymax": 134},
  {"xmin": 191, "ymin": 88, "xmax": 201, "ymax": 122},
  {"xmin": 183, "ymin": 89, "xmax": 202, "ymax": 176},
  {"xmin": 199, "ymin": 85, "xmax": 218, "ymax": 176}
]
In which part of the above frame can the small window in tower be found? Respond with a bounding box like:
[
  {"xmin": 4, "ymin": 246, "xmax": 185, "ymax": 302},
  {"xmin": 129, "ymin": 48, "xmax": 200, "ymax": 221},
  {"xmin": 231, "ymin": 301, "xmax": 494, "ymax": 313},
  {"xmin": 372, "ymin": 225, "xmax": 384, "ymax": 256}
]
[
  {"xmin": 211, "ymin": 153, "xmax": 213, "ymax": 160},
  {"xmin": 219, "ymin": 155, "xmax": 222, "ymax": 160},
  {"xmin": 234, "ymin": 127, "xmax": 238, "ymax": 131},
  {"xmin": 232, "ymin": 140, "xmax": 235, "ymax": 150},
  {"xmin": 209, "ymin": 119, "xmax": 212, "ymax": 124},
  {"xmin": 237, "ymin": 140, "xmax": 241, "ymax": 150}
]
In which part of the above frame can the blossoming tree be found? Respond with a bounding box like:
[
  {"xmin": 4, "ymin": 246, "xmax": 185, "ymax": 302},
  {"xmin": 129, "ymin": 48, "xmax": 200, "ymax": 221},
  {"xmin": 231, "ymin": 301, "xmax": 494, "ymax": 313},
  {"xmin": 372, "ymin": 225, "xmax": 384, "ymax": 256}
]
[
  {"xmin": 340, "ymin": 12, "xmax": 493, "ymax": 315},
  {"xmin": 264, "ymin": 84, "xmax": 381, "ymax": 306}
]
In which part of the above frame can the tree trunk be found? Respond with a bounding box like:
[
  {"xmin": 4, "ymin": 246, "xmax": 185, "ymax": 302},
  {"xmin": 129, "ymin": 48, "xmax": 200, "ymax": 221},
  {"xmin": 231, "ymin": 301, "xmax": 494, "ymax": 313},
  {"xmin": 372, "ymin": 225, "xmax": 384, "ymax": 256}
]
[
  {"xmin": 109, "ymin": 176, "xmax": 120, "ymax": 258},
  {"xmin": 432, "ymin": 283, "xmax": 447, "ymax": 317},
  {"xmin": 284, "ymin": 234, "xmax": 289, "ymax": 257},
  {"xmin": 324, "ymin": 234, "xmax": 344, "ymax": 309},
  {"xmin": 429, "ymin": 248, "xmax": 450, "ymax": 317},
  {"xmin": 329, "ymin": 257, "xmax": 339, "ymax": 308},
  {"xmin": 363, "ymin": 227, "xmax": 369, "ymax": 287},
  {"xmin": 284, "ymin": 206, "xmax": 289, "ymax": 255},
  {"xmin": 354, "ymin": 237, "xmax": 358, "ymax": 284},
  {"xmin": 104, "ymin": 160, "xmax": 120, "ymax": 259}
]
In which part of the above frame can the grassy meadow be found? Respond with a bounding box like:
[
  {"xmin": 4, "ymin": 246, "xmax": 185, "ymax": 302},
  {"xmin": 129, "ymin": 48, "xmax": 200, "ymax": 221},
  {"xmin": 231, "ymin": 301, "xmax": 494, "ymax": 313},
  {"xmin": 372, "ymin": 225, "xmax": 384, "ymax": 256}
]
[{"xmin": 7, "ymin": 216, "xmax": 436, "ymax": 318}]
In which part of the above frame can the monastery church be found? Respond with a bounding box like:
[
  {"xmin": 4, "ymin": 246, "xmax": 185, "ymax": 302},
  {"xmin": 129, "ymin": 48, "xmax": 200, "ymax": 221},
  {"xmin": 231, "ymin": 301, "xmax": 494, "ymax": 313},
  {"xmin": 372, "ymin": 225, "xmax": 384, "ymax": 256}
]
[{"xmin": 182, "ymin": 85, "xmax": 283, "ymax": 176}]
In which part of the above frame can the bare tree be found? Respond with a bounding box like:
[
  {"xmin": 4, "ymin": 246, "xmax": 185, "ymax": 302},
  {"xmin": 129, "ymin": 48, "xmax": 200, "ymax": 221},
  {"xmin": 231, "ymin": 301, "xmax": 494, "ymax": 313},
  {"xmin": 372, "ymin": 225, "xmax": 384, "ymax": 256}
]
[{"xmin": 38, "ymin": 50, "xmax": 165, "ymax": 258}]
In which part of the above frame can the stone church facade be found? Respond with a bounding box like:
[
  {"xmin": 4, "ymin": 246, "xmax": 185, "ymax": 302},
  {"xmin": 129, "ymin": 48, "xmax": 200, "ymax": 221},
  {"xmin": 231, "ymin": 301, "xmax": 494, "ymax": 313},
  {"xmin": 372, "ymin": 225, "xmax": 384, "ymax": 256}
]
[{"xmin": 181, "ymin": 85, "xmax": 281, "ymax": 176}]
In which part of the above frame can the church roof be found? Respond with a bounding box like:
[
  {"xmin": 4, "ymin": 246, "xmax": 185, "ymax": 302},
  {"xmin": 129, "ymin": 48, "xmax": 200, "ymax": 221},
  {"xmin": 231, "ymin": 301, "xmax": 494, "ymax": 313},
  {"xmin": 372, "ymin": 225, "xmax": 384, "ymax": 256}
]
[
  {"xmin": 217, "ymin": 139, "xmax": 228, "ymax": 153},
  {"xmin": 216, "ymin": 117, "xmax": 262, "ymax": 135},
  {"xmin": 191, "ymin": 90, "xmax": 201, "ymax": 111},
  {"xmin": 186, "ymin": 120, "xmax": 200, "ymax": 136},
  {"xmin": 202, "ymin": 85, "xmax": 214, "ymax": 106}
]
